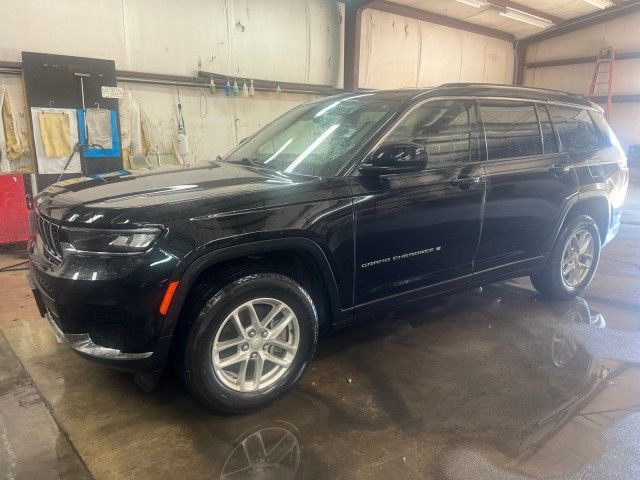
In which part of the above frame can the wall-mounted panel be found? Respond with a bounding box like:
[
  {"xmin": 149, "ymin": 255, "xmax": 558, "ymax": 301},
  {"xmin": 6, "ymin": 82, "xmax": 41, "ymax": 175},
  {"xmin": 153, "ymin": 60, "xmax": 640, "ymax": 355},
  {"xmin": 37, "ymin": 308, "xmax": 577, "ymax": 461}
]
[{"xmin": 359, "ymin": 9, "xmax": 514, "ymax": 89}]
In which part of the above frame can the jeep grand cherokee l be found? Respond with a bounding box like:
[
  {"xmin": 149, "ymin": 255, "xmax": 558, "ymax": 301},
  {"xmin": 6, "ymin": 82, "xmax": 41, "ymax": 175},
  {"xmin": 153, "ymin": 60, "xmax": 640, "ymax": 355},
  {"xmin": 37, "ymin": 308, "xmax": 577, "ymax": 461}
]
[{"xmin": 28, "ymin": 84, "xmax": 628, "ymax": 412}]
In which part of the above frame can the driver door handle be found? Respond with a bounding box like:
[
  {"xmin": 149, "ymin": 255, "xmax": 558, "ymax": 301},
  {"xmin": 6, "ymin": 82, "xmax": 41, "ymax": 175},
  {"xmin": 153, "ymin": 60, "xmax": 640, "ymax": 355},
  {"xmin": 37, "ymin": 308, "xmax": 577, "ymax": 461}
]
[
  {"xmin": 450, "ymin": 175, "xmax": 481, "ymax": 189},
  {"xmin": 550, "ymin": 164, "xmax": 573, "ymax": 177}
]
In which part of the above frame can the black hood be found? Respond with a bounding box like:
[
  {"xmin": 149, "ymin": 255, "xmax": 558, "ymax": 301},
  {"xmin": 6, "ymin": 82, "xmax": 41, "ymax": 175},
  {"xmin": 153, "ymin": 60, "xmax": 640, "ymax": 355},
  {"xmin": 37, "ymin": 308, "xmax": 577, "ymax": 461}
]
[{"xmin": 35, "ymin": 162, "xmax": 318, "ymax": 226}]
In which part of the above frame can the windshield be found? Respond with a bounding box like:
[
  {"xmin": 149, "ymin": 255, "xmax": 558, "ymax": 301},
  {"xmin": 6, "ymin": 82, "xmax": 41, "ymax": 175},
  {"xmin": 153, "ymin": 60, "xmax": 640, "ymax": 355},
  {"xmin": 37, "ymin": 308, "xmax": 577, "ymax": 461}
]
[{"xmin": 225, "ymin": 94, "xmax": 402, "ymax": 176}]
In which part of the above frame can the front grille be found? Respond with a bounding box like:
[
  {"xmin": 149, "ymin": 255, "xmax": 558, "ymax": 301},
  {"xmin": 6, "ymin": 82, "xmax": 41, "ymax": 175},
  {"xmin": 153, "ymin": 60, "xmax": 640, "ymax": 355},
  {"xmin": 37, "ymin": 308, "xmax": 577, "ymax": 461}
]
[{"xmin": 36, "ymin": 214, "xmax": 63, "ymax": 265}]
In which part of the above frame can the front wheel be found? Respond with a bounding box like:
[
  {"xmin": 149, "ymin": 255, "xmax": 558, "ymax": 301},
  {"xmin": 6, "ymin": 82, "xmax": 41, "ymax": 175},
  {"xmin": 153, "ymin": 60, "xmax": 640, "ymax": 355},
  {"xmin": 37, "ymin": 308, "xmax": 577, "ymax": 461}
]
[
  {"xmin": 531, "ymin": 215, "xmax": 601, "ymax": 299},
  {"xmin": 180, "ymin": 273, "xmax": 318, "ymax": 413}
]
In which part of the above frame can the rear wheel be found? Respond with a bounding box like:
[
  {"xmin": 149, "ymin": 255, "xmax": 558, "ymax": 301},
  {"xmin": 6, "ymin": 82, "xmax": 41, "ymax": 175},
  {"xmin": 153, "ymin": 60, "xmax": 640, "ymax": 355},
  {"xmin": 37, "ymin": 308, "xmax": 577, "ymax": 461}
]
[
  {"xmin": 531, "ymin": 215, "xmax": 601, "ymax": 299},
  {"xmin": 180, "ymin": 273, "xmax": 318, "ymax": 413}
]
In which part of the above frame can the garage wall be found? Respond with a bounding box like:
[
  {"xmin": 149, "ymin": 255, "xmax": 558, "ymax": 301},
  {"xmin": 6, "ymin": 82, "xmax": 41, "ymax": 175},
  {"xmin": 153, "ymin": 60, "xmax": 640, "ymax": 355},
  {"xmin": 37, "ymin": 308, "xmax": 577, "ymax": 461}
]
[
  {"xmin": 358, "ymin": 9, "xmax": 514, "ymax": 89},
  {"xmin": 523, "ymin": 12, "xmax": 640, "ymax": 151},
  {"xmin": 0, "ymin": 0, "xmax": 343, "ymax": 168}
]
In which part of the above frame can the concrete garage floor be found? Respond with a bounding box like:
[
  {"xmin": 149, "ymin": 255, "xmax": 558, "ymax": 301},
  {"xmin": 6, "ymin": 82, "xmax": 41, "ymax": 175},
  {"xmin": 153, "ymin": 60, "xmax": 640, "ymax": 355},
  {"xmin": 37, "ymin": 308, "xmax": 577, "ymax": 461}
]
[{"xmin": 1, "ymin": 186, "xmax": 640, "ymax": 480}]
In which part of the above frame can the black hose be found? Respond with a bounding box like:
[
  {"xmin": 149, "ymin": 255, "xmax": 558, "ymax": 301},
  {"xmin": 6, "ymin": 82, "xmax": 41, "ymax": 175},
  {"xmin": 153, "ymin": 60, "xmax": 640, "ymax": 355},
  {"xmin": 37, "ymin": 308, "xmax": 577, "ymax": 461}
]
[{"xmin": 0, "ymin": 260, "xmax": 29, "ymax": 273}]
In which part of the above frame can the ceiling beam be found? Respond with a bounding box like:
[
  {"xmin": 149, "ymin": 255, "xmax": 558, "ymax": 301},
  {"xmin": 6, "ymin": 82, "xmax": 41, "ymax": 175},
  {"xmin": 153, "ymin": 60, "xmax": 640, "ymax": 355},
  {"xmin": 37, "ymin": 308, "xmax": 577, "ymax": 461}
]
[
  {"xmin": 525, "ymin": 50, "xmax": 640, "ymax": 69},
  {"xmin": 343, "ymin": 3, "xmax": 366, "ymax": 91},
  {"xmin": 514, "ymin": 43, "xmax": 527, "ymax": 85},
  {"xmin": 348, "ymin": 0, "xmax": 376, "ymax": 9},
  {"xmin": 519, "ymin": 0, "xmax": 640, "ymax": 45},
  {"xmin": 487, "ymin": 0, "xmax": 562, "ymax": 24},
  {"xmin": 368, "ymin": 0, "xmax": 515, "ymax": 43}
]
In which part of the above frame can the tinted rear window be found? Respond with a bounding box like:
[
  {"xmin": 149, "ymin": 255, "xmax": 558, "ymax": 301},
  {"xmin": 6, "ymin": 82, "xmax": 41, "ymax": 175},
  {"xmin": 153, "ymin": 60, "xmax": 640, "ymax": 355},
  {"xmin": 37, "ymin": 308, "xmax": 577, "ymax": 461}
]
[
  {"xmin": 589, "ymin": 110, "xmax": 624, "ymax": 153},
  {"xmin": 480, "ymin": 101, "xmax": 542, "ymax": 160},
  {"xmin": 548, "ymin": 106, "xmax": 600, "ymax": 153}
]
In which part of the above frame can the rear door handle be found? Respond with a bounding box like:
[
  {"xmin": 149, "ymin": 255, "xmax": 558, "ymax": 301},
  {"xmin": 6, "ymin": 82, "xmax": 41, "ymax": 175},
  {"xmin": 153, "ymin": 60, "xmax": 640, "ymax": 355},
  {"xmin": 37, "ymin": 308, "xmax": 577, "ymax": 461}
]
[{"xmin": 450, "ymin": 175, "xmax": 481, "ymax": 189}]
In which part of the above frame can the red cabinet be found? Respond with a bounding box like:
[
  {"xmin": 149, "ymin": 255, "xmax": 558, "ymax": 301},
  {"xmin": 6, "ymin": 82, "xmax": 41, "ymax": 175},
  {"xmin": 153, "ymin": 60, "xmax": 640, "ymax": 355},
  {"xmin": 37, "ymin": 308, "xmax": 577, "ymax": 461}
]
[{"xmin": 0, "ymin": 174, "xmax": 32, "ymax": 245}]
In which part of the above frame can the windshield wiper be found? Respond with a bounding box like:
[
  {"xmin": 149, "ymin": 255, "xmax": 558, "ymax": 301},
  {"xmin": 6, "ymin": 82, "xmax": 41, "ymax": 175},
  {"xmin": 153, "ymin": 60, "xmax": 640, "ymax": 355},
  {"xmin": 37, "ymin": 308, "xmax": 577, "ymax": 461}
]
[{"xmin": 230, "ymin": 157, "xmax": 277, "ymax": 170}]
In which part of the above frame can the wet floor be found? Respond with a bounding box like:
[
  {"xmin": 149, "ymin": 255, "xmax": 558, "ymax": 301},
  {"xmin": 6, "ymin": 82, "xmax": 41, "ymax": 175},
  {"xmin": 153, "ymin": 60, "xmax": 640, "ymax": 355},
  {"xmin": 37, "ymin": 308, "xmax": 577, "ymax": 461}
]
[{"xmin": 1, "ymin": 186, "xmax": 640, "ymax": 479}]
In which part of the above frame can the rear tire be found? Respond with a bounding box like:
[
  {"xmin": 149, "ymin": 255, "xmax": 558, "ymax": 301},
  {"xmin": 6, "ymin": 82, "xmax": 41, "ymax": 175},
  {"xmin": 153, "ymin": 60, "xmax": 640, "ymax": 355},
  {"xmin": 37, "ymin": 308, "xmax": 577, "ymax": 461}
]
[
  {"xmin": 180, "ymin": 273, "xmax": 318, "ymax": 413},
  {"xmin": 531, "ymin": 215, "xmax": 601, "ymax": 300}
]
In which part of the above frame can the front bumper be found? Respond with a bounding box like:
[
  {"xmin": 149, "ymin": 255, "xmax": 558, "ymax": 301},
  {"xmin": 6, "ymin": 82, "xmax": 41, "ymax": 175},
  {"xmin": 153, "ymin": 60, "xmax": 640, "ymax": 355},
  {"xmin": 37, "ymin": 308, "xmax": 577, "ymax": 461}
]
[
  {"xmin": 27, "ymin": 235, "xmax": 179, "ymax": 372},
  {"xmin": 44, "ymin": 310, "xmax": 153, "ymax": 361}
]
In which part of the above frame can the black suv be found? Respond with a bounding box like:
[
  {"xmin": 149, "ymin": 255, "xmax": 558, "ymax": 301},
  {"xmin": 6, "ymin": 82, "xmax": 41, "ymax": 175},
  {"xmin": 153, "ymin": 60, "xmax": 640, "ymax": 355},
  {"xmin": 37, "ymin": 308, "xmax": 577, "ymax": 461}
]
[{"xmin": 28, "ymin": 84, "xmax": 628, "ymax": 412}]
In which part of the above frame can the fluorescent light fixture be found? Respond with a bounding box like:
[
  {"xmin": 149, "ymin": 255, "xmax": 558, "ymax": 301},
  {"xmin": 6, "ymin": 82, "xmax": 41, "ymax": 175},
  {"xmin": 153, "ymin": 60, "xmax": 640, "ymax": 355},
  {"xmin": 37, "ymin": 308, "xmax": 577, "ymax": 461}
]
[
  {"xmin": 454, "ymin": 0, "xmax": 488, "ymax": 7},
  {"xmin": 583, "ymin": 0, "xmax": 614, "ymax": 9},
  {"xmin": 499, "ymin": 7, "xmax": 553, "ymax": 28}
]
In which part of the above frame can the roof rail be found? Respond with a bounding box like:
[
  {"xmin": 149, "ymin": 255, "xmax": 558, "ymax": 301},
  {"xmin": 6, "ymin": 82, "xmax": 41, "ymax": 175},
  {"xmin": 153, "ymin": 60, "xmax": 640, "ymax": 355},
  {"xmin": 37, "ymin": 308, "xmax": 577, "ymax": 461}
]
[{"xmin": 439, "ymin": 82, "xmax": 586, "ymax": 99}]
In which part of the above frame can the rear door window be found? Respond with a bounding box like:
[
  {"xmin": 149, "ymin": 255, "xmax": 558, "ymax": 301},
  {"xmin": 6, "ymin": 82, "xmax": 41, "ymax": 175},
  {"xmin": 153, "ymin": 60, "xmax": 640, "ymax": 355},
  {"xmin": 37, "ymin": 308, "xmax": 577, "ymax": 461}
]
[
  {"xmin": 548, "ymin": 106, "xmax": 600, "ymax": 153},
  {"xmin": 479, "ymin": 101, "xmax": 542, "ymax": 160}
]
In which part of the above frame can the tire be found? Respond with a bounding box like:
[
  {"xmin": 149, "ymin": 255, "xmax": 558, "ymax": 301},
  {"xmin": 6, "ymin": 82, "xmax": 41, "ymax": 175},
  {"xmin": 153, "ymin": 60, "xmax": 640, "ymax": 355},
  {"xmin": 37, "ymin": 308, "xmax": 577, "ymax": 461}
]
[
  {"xmin": 531, "ymin": 215, "xmax": 601, "ymax": 300},
  {"xmin": 180, "ymin": 273, "xmax": 318, "ymax": 413}
]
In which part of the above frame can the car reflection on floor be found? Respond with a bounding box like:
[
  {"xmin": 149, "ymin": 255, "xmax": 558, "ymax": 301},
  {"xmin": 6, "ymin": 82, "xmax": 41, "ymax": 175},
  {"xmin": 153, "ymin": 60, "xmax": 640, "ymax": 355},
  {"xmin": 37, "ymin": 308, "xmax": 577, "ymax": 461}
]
[{"xmin": 218, "ymin": 421, "xmax": 302, "ymax": 480}]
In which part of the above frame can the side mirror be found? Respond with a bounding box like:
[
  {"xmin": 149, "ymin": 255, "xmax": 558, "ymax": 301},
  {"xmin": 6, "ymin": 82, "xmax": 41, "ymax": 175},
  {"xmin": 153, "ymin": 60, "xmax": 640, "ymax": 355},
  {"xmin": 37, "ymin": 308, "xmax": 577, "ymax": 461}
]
[{"xmin": 358, "ymin": 143, "xmax": 428, "ymax": 175}]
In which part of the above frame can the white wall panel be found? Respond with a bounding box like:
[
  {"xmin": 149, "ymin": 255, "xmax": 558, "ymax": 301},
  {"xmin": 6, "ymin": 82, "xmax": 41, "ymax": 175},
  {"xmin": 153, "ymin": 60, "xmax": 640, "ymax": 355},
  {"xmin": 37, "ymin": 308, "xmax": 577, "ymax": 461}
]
[
  {"xmin": 419, "ymin": 24, "xmax": 464, "ymax": 86},
  {"xmin": 123, "ymin": 0, "xmax": 226, "ymax": 76},
  {"xmin": 523, "ymin": 63, "xmax": 594, "ymax": 95},
  {"xmin": 359, "ymin": 9, "xmax": 514, "ymax": 89},
  {"xmin": 360, "ymin": 10, "xmax": 422, "ymax": 89},
  {"xmin": 459, "ymin": 33, "xmax": 487, "ymax": 81},
  {"xmin": 603, "ymin": 13, "xmax": 640, "ymax": 53},
  {"xmin": 523, "ymin": 12, "xmax": 640, "ymax": 151},
  {"xmin": 609, "ymin": 102, "xmax": 640, "ymax": 152},
  {"xmin": 484, "ymin": 37, "xmax": 512, "ymax": 84},
  {"xmin": 525, "ymin": 24, "xmax": 604, "ymax": 63},
  {"xmin": 0, "ymin": 0, "xmax": 126, "ymax": 65}
]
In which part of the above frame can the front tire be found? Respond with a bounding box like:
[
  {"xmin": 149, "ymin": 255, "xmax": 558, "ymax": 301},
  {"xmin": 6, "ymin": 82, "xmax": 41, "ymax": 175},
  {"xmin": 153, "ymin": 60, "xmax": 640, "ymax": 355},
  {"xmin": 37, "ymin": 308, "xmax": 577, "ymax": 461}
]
[
  {"xmin": 180, "ymin": 273, "xmax": 318, "ymax": 413},
  {"xmin": 531, "ymin": 215, "xmax": 601, "ymax": 299}
]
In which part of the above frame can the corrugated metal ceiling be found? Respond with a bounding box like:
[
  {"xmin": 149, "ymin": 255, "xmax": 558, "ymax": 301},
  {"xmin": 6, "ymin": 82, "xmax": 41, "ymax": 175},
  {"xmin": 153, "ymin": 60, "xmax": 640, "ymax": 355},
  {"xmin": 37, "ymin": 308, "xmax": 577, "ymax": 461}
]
[{"xmin": 389, "ymin": 0, "xmax": 630, "ymax": 38}]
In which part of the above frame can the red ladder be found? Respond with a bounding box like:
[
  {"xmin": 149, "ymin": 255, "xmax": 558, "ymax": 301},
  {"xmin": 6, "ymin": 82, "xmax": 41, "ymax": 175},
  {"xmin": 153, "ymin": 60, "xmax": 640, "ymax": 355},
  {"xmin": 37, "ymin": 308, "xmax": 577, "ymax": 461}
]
[{"xmin": 587, "ymin": 46, "xmax": 615, "ymax": 120}]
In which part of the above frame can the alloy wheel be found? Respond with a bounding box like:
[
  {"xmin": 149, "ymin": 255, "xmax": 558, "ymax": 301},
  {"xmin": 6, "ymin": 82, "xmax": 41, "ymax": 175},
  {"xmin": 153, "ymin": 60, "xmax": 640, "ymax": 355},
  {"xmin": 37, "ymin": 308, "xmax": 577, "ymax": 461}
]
[
  {"xmin": 560, "ymin": 229, "xmax": 594, "ymax": 290},
  {"xmin": 212, "ymin": 298, "xmax": 300, "ymax": 392}
]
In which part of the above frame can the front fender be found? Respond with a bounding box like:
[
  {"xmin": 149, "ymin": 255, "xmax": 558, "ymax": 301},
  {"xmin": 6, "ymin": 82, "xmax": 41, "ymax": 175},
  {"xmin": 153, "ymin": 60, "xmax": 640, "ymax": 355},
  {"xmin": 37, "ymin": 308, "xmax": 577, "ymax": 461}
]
[{"xmin": 158, "ymin": 237, "xmax": 344, "ymax": 338}]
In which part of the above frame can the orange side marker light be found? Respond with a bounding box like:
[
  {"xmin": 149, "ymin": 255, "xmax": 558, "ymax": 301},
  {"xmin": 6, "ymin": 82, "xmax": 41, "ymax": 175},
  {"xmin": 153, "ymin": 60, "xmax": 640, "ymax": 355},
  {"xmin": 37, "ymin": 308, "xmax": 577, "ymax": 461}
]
[{"xmin": 159, "ymin": 281, "xmax": 179, "ymax": 315}]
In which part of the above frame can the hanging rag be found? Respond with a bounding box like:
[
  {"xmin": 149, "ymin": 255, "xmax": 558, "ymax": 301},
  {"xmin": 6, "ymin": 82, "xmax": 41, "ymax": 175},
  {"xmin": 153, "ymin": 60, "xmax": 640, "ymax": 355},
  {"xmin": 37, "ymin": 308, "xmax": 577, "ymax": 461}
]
[
  {"xmin": 86, "ymin": 108, "xmax": 113, "ymax": 149},
  {"xmin": 119, "ymin": 90, "xmax": 143, "ymax": 155},
  {"xmin": 0, "ymin": 88, "xmax": 8, "ymax": 172},
  {"xmin": 39, "ymin": 111, "xmax": 72, "ymax": 158}
]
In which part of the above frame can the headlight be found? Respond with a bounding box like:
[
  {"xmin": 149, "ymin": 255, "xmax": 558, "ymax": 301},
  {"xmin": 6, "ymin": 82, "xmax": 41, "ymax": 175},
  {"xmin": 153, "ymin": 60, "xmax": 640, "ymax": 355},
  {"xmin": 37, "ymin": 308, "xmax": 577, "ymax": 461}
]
[{"xmin": 60, "ymin": 227, "xmax": 161, "ymax": 254}]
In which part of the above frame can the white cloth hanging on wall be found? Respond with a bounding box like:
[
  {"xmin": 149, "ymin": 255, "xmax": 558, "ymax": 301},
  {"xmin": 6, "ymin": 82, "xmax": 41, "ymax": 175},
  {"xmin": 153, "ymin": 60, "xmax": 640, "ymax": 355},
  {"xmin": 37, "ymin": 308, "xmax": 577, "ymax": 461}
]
[
  {"xmin": 0, "ymin": 89, "xmax": 9, "ymax": 173},
  {"xmin": 31, "ymin": 107, "xmax": 80, "ymax": 174},
  {"xmin": 0, "ymin": 86, "xmax": 30, "ymax": 173},
  {"xmin": 86, "ymin": 108, "xmax": 113, "ymax": 149},
  {"xmin": 119, "ymin": 90, "xmax": 143, "ymax": 155}
]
